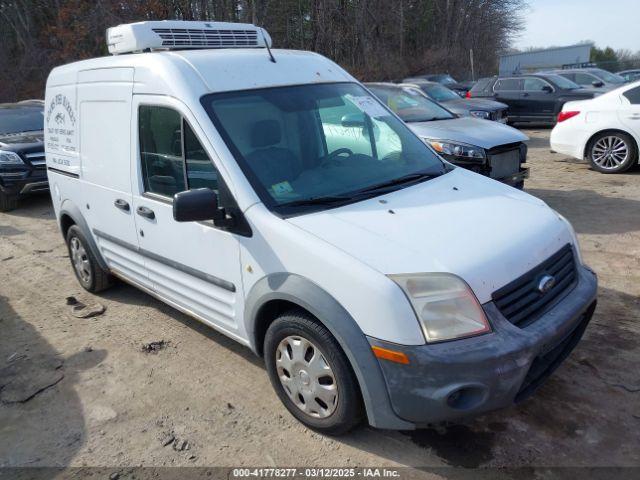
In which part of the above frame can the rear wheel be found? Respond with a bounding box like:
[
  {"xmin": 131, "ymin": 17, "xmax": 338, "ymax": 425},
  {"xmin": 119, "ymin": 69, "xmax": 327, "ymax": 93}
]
[
  {"xmin": 0, "ymin": 192, "xmax": 19, "ymax": 212},
  {"xmin": 588, "ymin": 132, "xmax": 637, "ymax": 173},
  {"xmin": 264, "ymin": 310, "xmax": 363, "ymax": 435},
  {"xmin": 66, "ymin": 225, "xmax": 113, "ymax": 292}
]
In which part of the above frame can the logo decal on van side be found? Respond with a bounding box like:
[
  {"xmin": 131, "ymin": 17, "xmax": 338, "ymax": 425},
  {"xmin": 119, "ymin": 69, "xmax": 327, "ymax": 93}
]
[{"xmin": 46, "ymin": 94, "xmax": 77, "ymax": 154}]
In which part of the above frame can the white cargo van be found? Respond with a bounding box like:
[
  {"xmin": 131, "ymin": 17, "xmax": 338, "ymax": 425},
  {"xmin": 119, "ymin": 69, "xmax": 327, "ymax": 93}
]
[{"xmin": 45, "ymin": 21, "xmax": 597, "ymax": 434}]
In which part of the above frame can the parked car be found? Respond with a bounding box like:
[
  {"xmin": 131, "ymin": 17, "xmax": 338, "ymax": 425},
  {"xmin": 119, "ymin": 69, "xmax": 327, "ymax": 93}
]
[
  {"xmin": 405, "ymin": 74, "xmax": 474, "ymax": 97},
  {"xmin": 468, "ymin": 74, "xmax": 598, "ymax": 124},
  {"xmin": 544, "ymin": 68, "xmax": 626, "ymax": 92},
  {"xmin": 46, "ymin": 20, "xmax": 597, "ymax": 435},
  {"xmin": 617, "ymin": 69, "xmax": 640, "ymax": 83},
  {"xmin": 405, "ymin": 79, "xmax": 508, "ymax": 122},
  {"xmin": 551, "ymin": 81, "xmax": 640, "ymax": 173},
  {"xmin": 366, "ymin": 83, "xmax": 528, "ymax": 188},
  {"xmin": 0, "ymin": 101, "xmax": 47, "ymax": 211}
]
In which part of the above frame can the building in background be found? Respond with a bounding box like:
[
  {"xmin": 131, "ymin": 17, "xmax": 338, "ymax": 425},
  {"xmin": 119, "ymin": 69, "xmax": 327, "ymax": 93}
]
[{"xmin": 499, "ymin": 43, "xmax": 594, "ymax": 75}]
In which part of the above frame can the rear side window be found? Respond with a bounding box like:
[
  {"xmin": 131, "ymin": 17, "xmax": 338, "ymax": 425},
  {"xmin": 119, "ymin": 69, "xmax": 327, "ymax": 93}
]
[
  {"xmin": 623, "ymin": 87, "xmax": 640, "ymax": 105},
  {"xmin": 494, "ymin": 78, "xmax": 521, "ymax": 91},
  {"xmin": 139, "ymin": 105, "xmax": 219, "ymax": 197}
]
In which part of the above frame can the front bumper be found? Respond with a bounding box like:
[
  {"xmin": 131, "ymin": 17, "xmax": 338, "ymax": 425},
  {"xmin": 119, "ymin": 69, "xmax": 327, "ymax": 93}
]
[
  {"xmin": 368, "ymin": 265, "xmax": 597, "ymax": 426},
  {"xmin": 499, "ymin": 167, "xmax": 529, "ymax": 187},
  {"xmin": 0, "ymin": 169, "xmax": 49, "ymax": 196}
]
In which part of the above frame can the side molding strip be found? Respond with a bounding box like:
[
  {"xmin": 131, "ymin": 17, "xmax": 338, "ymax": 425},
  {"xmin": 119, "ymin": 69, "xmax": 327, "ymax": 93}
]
[
  {"xmin": 48, "ymin": 167, "xmax": 80, "ymax": 179},
  {"xmin": 93, "ymin": 228, "xmax": 236, "ymax": 293}
]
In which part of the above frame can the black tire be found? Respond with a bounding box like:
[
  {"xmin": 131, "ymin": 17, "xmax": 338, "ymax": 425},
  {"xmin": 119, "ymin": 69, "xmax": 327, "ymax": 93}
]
[
  {"xmin": 0, "ymin": 192, "xmax": 19, "ymax": 212},
  {"xmin": 264, "ymin": 310, "xmax": 363, "ymax": 435},
  {"xmin": 65, "ymin": 225, "xmax": 113, "ymax": 292},
  {"xmin": 588, "ymin": 131, "xmax": 638, "ymax": 174}
]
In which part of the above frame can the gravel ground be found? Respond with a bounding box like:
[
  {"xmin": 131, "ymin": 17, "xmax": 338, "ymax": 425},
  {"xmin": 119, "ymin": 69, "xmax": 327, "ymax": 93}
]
[{"xmin": 0, "ymin": 129, "xmax": 639, "ymax": 472}]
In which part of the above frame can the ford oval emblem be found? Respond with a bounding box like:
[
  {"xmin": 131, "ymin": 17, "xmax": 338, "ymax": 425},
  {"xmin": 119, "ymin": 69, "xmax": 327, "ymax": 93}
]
[{"xmin": 537, "ymin": 274, "xmax": 556, "ymax": 294}]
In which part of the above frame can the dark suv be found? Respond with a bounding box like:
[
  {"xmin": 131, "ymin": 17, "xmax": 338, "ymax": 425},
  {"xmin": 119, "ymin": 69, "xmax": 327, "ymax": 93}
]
[
  {"xmin": 468, "ymin": 74, "xmax": 597, "ymax": 124},
  {"xmin": 0, "ymin": 101, "xmax": 47, "ymax": 211}
]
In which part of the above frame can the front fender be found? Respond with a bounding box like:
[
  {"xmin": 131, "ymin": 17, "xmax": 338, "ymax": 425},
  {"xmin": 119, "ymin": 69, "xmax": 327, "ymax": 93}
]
[{"xmin": 245, "ymin": 273, "xmax": 413, "ymax": 430}]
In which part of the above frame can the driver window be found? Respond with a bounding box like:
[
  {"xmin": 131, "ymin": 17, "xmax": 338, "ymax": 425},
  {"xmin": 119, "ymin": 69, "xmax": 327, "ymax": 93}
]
[
  {"xmin": 139, "ymin": 105, "xmax": 220, "ymax": 197},
  {"xmin": 574, "ymin": 73, "xmax": 595, "ymax": 85},
  {"xmin": 523, "ymin": 78, "xmax": 549, "ymax": 91},
  {"xmin": 139, "ymin": 106, "xmax": 186, "ymax": 197}
]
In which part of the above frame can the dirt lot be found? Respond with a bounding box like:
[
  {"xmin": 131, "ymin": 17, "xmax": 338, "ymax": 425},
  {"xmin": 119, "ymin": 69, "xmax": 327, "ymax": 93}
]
[{"xmin": 1, "ymin": 129, "xmax": 639, "ymax": 472}]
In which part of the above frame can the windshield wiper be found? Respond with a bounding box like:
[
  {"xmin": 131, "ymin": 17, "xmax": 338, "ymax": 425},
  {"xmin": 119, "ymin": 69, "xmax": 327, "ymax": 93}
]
[
  {"xmin": 279, "ymin": 171, "xmax": 441, "ymax": 209},
  {"xmin": 355, "ymin": 171, "xmax": 440, "ymax": 194},
  {"xmin": 279, "ymin": 195, "xmax": 356, "ymax": 208}
]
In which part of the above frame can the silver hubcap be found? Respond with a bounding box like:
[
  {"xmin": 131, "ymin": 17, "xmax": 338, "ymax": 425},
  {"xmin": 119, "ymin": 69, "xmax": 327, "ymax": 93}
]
[
  {"xmin": 70, "ymin": 236, "xmax": 91, "ymax": 284},
  {"xmin": 275, "ymin": 336, "xmax": 338, "ymax": 418},
  {"xmin": 592, "ymin": 136, "xmax": 629, "ymax": 170}
]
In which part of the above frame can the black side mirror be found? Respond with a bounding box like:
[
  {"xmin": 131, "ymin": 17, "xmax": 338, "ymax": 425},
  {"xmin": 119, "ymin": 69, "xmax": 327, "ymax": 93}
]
[
  {"xmin": 542, "ymin": 85, "xmax": 553, "ymax": 93},
  {"xmin": 173, "ymin": 188, "xmax": 223, "ymax": 223},
  {"xmin": 592, "ymin": 80, "xmax": 604, "ymax": 88}
]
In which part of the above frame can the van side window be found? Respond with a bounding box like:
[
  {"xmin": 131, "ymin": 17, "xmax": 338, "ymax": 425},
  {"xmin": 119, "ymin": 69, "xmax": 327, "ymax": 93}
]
[
  {"xmin": 139, "ymin": 106, "xmax": 186, "ymax": 196},
  {"xmin": 138, "ymin": 105, "xmax": 220, "ymax": 197}
]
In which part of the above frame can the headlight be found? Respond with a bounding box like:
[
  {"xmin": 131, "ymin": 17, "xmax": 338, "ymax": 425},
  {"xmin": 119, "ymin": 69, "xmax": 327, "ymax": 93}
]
[
  {"xmin": 425, "ymin": 139, "xmax": 485, "ymax": 162},
  {"xmin": 469, "ymin": 110, "xmax": 491, "ymax": 119},
  {"xmin": 554, "ymin": 210, "xmax": 583, "ymax": 265},
  {"xmin": 0, "ymin": 150, "xmax": 24, "ymax": 166},
  {"xmin": 389, "ymin": 273, "xmax": 491, "ymax": 343}
]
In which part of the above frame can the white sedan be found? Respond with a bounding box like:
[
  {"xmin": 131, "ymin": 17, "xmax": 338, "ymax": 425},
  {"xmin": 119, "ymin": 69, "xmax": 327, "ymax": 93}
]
[{"xmin": 551, "ymin": 81, "xmax": 640, "ymax": 173}]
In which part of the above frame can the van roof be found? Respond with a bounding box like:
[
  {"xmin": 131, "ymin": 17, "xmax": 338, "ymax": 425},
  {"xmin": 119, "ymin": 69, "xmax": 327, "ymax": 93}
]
[{"xmin": 47, "ymin": 48, "xmax": 353, "ymax": 97}]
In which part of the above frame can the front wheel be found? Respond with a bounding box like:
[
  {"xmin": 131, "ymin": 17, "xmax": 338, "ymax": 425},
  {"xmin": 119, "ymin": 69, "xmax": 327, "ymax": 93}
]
[
  {"xmin": 264, "ymin": 310, "xmax": 363, "ymax": 435},
  {"xmin": 588, "ymin": 132, "xmax": 637, "ymax": 173}
]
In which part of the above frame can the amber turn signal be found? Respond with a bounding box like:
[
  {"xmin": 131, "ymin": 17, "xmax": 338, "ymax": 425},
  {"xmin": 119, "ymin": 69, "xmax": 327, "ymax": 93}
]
[{"xmin": 371, "ymin": 345, "xmax": 410, "ymax": 365}]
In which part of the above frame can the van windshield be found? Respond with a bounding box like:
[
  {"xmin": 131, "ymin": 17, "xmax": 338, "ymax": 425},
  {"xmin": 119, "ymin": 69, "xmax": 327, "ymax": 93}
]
[{"xmin": 202, "ymin": 83, "xmax": 447, "ymax": 215}]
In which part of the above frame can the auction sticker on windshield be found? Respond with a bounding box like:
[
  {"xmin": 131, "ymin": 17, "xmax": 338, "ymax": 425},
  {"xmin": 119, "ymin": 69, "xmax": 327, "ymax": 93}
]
[{"xmin": 347, "ymin": 95, "xmax": 390, "ymax": 118}]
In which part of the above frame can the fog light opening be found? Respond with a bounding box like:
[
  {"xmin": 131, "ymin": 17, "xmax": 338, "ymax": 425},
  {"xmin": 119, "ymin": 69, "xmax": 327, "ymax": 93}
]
[{"xmin": 446, "ymin": 386, "xmax": 486, "ymax": 410}]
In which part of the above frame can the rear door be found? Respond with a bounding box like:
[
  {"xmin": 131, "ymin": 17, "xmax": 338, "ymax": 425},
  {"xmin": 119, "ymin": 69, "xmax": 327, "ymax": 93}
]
[
  {"xmin": 130, "ymin": 95, "xmax": 246, "ymax": 342},
  {"xmin": 520, "ymin": 77, "xmax": 557, "ymax": 119},
  {"xmin": 76, "ymin": 68, "xmax": 150, "ymax": 288},
  {"xmin": 493, "ymin": 78, "xmax": 523, "ymax": 119}
]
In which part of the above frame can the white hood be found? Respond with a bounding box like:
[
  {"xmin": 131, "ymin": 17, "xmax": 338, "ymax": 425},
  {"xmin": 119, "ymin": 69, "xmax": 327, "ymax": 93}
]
[{"xmin": 287, "ymin": 168, "xmax": 574, "ymax": 304}]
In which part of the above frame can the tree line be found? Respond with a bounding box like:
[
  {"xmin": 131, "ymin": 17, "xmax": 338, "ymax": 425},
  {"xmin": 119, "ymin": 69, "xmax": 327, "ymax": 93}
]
[{"xmin": 0, "ymin": 0, "xmax": 526, "ymax": 102}]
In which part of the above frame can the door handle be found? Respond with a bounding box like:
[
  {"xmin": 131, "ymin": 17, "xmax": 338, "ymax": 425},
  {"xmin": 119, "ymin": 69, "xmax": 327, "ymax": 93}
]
[
  {"xmin": 136, "ymin": 205, "xmax": 155, "ymax": 220},
  {"xmin": 114, "ymin": 198, "xmax": 130, "ymax": 212},
  {"xmin": 522, "ymin": 92, "xmax": 530, "ymax": 97},
  {"xmin": 628, "ymin": 115, "xmax": 640, "ymax": 120}
]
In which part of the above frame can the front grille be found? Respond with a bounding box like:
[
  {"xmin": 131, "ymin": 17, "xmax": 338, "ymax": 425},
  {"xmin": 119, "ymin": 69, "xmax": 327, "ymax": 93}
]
[
  {"xmin": 152, "ymin": 28, "xmax": 259, "ymax": 48},
  {"xmin": 488, "ymin": 148, "xmax": 520, "ymax": 179},
  {"xmin": 491, "ymin": 110, "xmax": 504, "ymax": 121},
  {"xmin": 25, "ymin": 151, "xmax": 45, "ymax": 168},
  {"xmin": 492, "ymin": 244, "xmax": 578, "ymax": 328}
]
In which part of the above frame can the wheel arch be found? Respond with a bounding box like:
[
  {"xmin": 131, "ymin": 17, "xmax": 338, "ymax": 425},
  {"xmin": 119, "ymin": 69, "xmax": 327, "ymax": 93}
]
[
  {"xmin": 58, "ymin": 200, "xmax": 109, "ymax": 271},
  {"xmin": 244, "ymin": 272, "xmax": 412, "ymax": 430}
]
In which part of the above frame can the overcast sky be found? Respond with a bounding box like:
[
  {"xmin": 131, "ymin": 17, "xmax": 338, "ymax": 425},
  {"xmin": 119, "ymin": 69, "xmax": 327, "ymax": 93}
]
[{"xmin": 514, "ymin": 0, "xmax": 640, "ymax": 52}]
